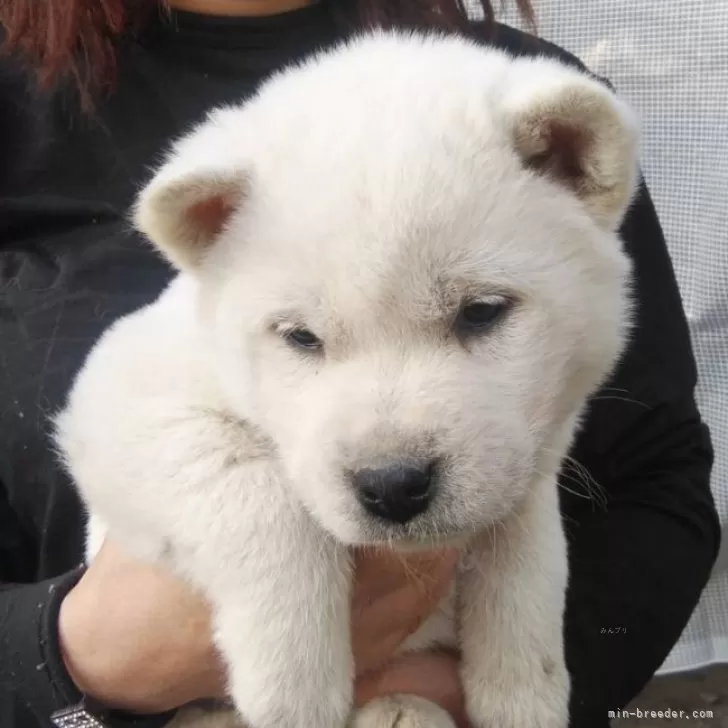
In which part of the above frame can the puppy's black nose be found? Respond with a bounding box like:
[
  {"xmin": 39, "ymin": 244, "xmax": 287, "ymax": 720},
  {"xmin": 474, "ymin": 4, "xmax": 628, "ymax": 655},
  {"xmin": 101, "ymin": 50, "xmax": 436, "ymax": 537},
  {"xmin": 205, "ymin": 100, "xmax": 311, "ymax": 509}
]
[{"xmin": 352, "ymin": 460, "xmax": 436, "ymax": 524}]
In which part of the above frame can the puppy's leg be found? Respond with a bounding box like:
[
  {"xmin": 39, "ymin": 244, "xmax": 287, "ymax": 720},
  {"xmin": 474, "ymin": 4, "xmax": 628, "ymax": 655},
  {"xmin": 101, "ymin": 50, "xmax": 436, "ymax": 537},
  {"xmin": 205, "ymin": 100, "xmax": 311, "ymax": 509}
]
[
  {"xmin": 171, "ymin": 458, "xmax": 353, "ymax": 728},
  {"xmin": 57, "ymin": 309, "xmax": 354, "ymax": 727},
  {"xmin": 351, "ymin": 695, "xmax": 456, "ymax": 728},
  {"xmin": 66, "ymin": 403, "xmax": 353, "ymax": 728},
  {"xmin": 210, "ymin": 519, "xmax": 352, "ymax": 728},
  {"xmin": 459, "ymin": 478, "xmax": 570, "ymax": 728}
]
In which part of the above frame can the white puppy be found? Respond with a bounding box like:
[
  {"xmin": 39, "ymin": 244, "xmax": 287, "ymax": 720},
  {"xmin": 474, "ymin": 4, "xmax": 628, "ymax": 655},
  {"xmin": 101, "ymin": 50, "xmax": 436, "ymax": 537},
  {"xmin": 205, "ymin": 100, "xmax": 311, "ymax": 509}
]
[{"xmin": 54, "ymin": 29, "xmax": 638, "ymax": 728}]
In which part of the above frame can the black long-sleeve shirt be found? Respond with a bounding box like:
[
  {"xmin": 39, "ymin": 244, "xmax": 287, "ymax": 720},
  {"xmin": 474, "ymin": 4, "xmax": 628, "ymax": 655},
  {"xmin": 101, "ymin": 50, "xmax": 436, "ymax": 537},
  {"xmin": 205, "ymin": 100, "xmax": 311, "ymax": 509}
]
[{"xmin": 0, "ymin": 5, "xmax": 721, "ymax": 728}]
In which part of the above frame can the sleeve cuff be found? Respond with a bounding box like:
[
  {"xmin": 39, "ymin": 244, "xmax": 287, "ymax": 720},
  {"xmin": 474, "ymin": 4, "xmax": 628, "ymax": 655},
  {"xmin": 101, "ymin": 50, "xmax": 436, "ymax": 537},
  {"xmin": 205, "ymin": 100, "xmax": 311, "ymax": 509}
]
[{"xmin": 1, "ymin": 568, "xmax": 176, "ymax": 728}]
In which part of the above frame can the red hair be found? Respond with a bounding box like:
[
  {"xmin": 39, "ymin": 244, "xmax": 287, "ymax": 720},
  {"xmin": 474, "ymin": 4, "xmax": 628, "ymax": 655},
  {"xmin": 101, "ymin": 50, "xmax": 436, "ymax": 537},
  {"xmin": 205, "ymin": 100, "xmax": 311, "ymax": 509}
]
[{"xmin": 0, "ymin": 1, "xmax": 534, "ymax": 102}]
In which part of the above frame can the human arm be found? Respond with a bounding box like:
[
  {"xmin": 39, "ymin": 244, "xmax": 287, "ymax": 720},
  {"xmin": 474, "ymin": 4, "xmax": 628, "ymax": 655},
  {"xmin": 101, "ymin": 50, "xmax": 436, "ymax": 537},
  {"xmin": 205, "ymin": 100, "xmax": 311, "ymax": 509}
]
[
  {"xmin": 561, "ymin": 178, "xmax": 721, "ymax": 727},
  {"xmin": 0, "ymin": 482, "xmax": 85, "ymax": 728},
  {"xmin": 0, "ymin": 483, "xmax": 182, "ymax": 728}
]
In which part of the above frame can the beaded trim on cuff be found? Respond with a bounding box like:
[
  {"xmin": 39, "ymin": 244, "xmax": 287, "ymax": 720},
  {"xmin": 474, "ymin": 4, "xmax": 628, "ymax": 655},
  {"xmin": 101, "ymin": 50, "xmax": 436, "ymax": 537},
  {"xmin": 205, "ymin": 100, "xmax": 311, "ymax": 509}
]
[{"xmin": 51, "ymin": 698, "xmax": 110, "ymax": 728}]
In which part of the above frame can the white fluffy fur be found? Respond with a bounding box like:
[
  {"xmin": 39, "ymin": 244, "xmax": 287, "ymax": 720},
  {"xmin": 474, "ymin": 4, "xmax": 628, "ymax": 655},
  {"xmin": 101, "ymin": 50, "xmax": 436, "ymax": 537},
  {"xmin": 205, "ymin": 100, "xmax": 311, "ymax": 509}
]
[{"xmin": 54, "ymin": 30, "xmax": 638, "ymax": 728}]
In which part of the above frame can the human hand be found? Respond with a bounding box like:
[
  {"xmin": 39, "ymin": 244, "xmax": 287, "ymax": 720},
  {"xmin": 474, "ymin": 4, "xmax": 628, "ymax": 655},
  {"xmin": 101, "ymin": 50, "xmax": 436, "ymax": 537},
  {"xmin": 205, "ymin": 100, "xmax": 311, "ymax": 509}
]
[
  {"xmin": 351, "ymin": 547, "xmax": 466, "ymax": 725},
  {"xmin": 58, "ymin": 538, "xmax": 227, "ymax": 713},
  {"xmin": 351, "ymin": 546, "xmax": 459, "ymax": 675}
]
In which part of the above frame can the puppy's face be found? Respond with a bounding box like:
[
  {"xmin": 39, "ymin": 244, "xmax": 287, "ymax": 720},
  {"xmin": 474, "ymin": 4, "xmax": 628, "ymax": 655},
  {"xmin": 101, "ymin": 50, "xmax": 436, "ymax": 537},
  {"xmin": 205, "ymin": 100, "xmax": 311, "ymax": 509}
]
[
  {"xmin": 204, "ymin": 172, "xmax": 631, "ymax": 547},
  {"xmin": 136, "ymin": 32, "xmax": 637, "ymax": 547}
]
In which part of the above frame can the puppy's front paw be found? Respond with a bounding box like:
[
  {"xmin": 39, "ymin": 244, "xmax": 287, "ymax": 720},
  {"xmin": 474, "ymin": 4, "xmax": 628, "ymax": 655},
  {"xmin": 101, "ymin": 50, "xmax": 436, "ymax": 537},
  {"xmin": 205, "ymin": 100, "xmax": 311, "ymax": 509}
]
[
  {"xmin": 465, "ymin": 660, "xmax": 570, "ymax": 728},
  {"xmin": 351, "ymin": 695, "xmax": 456, "ymax": 728},
  {"xmin": 166, "ymin": 707, "xmax": 246, "ymax": 728}
]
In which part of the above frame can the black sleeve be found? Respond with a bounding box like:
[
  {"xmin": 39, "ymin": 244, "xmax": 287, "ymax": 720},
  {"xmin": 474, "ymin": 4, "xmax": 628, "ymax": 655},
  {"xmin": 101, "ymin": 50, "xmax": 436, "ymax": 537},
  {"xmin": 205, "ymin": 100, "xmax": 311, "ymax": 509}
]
[
  {"xmin": 0, "ymin": 56, "xmax": 176, "ymax": 728},
  {"xmin": 0, "ymin": 565, "xmax": 86, "ymax": 726},
  {"xmin": 562, "ymin": 179, "xmax": 721, "ymax": 727},
  {"xmin": 0, "ymin": 477, "xmax": 87, "ymax": 726},
  {"xmin": 0, "ymin": 489, "xmax": 177, "ymax": 728}
]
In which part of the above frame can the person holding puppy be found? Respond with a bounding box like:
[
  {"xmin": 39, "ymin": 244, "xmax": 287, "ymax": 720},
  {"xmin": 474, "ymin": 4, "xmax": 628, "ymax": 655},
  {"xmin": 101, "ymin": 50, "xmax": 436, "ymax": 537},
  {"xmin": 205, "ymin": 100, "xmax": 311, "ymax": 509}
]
[{"xmin": 0, "ymin": 1, "xmax": 720, "ymax": 728}]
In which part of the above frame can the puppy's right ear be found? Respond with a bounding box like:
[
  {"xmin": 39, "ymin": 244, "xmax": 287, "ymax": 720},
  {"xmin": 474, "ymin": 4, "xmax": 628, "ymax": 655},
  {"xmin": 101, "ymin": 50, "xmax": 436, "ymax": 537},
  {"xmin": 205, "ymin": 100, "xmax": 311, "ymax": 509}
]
[
  {"xmin": 134, "ymin": 108, "xmax": 250, "ymax": 272},
  {"xmin": 499, "ymin": 58, "xmax": 639, "ymax": 231}
]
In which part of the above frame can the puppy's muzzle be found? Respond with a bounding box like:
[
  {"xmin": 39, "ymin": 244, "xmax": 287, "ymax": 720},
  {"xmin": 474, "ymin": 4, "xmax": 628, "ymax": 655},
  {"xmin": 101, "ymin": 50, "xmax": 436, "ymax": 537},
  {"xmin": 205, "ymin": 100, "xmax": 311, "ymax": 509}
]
[{"xmin": 351, "ymin": 459, "xmax": 437, "ymax": 524}]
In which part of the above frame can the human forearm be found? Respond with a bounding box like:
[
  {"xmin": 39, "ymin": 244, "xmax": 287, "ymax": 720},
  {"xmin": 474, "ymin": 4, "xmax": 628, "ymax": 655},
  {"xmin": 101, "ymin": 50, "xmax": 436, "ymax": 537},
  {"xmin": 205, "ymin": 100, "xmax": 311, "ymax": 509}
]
[
  {"xmin": 1, "ymin": 567, "xmax": 183, "ymax": 728},
  {"xmin": 563, "ymin": 470, "xmax": 720, "ymax": 727}
]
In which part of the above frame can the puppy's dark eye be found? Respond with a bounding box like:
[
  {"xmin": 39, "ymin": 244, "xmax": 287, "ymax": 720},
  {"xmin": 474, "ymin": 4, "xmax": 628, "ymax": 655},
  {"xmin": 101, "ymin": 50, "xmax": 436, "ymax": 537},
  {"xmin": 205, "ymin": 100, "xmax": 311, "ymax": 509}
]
[
  {"xmin": 456, "ymin": 299, "xmax": 511, "ymax": 333},
  {"xmin": 285, "ymin": 327, "xmax": 323, "ymax": 351}
]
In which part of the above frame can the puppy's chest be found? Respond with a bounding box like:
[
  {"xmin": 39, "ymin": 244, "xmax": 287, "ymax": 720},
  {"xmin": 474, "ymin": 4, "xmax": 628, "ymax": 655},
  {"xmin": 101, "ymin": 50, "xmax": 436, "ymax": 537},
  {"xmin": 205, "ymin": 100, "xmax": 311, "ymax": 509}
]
[{"xmin": 397, "ymin": 578, "xmax": 458, "ymax": 654}]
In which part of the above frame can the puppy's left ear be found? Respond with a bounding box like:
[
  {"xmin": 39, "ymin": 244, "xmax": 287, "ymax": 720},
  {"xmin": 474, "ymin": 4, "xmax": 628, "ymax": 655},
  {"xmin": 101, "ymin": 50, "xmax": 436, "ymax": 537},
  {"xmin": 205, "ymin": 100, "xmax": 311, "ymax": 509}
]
[
  {"xmin": 134, "ymin": 107, "xmax": 250, "ymax": 272},
  {"xmin": 500, "ymin": 59, "xmax": 640, "ymax": 231}
]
